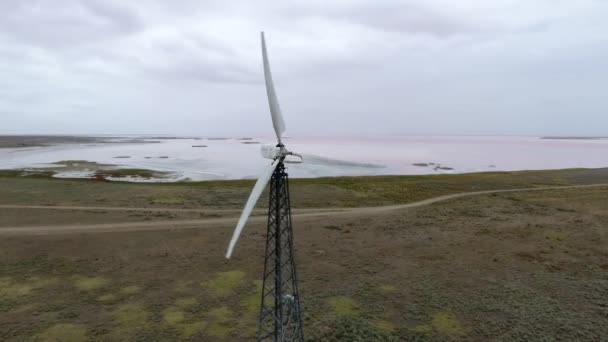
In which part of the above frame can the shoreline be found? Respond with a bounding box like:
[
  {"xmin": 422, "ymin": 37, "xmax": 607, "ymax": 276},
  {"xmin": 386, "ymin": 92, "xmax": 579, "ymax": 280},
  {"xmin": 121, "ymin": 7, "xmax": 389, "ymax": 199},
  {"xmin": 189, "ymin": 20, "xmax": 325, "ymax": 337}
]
[
  {"xmin": 2, "ymin": 166, "xmax": 608, "ymax": 186},
  {"xmin": 2, "ymin": 135, "xmax": 608, "ymax": 182}
]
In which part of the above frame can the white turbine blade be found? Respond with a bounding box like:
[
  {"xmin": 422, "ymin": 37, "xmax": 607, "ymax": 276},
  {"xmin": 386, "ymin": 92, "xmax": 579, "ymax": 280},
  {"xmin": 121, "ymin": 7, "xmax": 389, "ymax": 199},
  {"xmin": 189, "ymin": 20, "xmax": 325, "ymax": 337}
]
[
  {"xmin": 226, "ymin": 158, "xmax": 281, "ymax": 258},
  {"xmin": 261, "ymin": 32, "xmax": 286, "ymax": 143},
  {"xmin": 300, "ymin": 153, "xmax": 385, "ymax": 169}
]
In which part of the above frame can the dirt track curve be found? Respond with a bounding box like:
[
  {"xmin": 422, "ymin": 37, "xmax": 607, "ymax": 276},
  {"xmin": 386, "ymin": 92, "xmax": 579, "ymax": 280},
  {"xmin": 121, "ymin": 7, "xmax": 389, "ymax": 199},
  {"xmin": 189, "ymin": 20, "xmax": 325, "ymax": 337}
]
[{"xmin": 1, "ymin": 183, "xmax": 606, "ymax": 235}]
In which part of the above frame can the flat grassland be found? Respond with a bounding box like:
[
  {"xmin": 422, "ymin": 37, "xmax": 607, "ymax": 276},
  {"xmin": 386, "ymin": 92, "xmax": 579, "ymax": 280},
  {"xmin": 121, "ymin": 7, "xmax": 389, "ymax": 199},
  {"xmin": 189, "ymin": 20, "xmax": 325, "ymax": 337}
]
[{"xmin": 1, "ymin": 168, "xmax": 607, "ymax": 341}]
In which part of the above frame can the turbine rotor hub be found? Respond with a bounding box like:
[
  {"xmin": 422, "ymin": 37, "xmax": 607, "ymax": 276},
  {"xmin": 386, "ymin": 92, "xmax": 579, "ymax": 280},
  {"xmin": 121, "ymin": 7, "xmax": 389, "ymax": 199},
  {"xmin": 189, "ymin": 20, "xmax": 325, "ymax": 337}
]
[{"xmin": 261, "ymin": 144, "xmax": 302, "ymax": 162}]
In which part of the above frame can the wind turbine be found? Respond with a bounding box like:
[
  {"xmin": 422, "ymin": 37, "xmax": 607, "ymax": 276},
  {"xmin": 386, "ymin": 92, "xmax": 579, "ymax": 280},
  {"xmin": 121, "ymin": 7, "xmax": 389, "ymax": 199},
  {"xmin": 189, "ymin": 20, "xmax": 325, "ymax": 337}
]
[
  {"xmin": 225, "ymin": 32, "xmax": 383, "ymax": 341},
  {"xmin": 225, "ymin": 32, "xmax": 305, "ymax": 342}
]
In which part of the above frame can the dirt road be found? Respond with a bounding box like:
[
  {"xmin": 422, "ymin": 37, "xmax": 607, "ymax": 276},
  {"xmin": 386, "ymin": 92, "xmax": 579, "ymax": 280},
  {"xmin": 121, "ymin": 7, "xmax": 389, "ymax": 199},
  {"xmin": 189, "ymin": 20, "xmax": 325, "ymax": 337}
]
[{"xmin": 1, "ymin": 183, "xmax": 606, "ymax": 235}]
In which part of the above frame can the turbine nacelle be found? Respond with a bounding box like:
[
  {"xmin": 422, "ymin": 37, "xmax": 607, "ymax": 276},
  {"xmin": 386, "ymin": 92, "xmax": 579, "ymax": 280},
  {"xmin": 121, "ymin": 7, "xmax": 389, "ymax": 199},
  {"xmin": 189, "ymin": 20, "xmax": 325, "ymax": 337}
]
[
  {"xmin": 260, "ymin": 144, "xmax": 303, "ymax": 163},
  {"xmin": 260, "ymin": 144, "xmax": 283, "ymax": 159}
]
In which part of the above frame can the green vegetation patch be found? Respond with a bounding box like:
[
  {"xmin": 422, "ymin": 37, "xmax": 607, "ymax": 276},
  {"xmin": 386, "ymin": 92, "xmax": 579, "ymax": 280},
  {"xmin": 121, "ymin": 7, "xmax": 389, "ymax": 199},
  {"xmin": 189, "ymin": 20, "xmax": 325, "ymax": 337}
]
[
  {"xmin": 310, "ymin": 317, "xmax": 398, "ymax": 341},
  {"xmin": 477, "ymin": 227, "xmax": 495, "ymax": 235},
  {"xmin": 119, "ymin": 285, "xmax": 141, "ymax": 295},
  {"xmin": 0, "ymin": 278, "xmax": 34, "ymax": 298},
  {"xmin": 253, "ymin": 279, "xmax": 263, "ymax": 292},
  {"xmin": 432, "ymin": 311, "xmax": 465, "ymax": 336},
  {"xmin": 97, "ymin": 294, "xmax": 118, "ymax": 302},
  {"xmin": 329, "ymin": 296, "xmax": 359, "ymax": 316},
  {"xmin": 0, "ymin": 276, "xmax": 57, "ymax": 299},
  {"xmin": 236, "ymin": 280, "xmax": 264, "ymax": 335},
  {"xmin": 544, "ymin": 230, "xmax": 566, "ymax": 241},
  {"xmin": 175, "ymin": 280, "xmax": 194, "ymax": 292},
  {"xmin": 162, "ymin": 302, "xmax": 207, "ymax": 338},
  {"xmin": 179, "ymin": 322, "xmax": 206, "ymax": 338},
  {"xmin": 114, "ymin": 303, "xmax": 149, "ymax": 325},
  {"xmin": 28, "ymin": 276, "xmax": 58, "ymax": 288},
  {"xmin": 10, "ymin": 303, "xmax": 37, "ymax": 313},
  {"xmin": 0, "ymin": 169, "xmax": 56, "ymax": 178},
  {"xmin": 372, "ymin": 319, "xmax": 396, "ymax": 333},
  {"xmin": 112, "ymin": 303, "xmax": 150, "ymax": 337},
  {"xmin": 206, "ymin": 306, "xmax": 235, "ymax": 338},
  {"xmin": 74, "ymin": 276, "xmax": 108, "ymax": 290},
  {"xmin": 241, "ymin": 279, "xmax": 264, "ymax": 314},
  {"xmin": 414, "ymin": 311, "xmax": 465, "ymax": 337},
  {"xmin": 95, "ymin": 168, "xmax": 169, "ymax": 179},
  {"xmin": 378, "ymin": 285, "xmax": 396, "ymax": 293},
  {"xmin": 202, "ymin": 270, "xmax": 246, "ymax": 297},
  {"xmin": 163, "ymin": 307, "xmax": 186, "ymax": 325},
  {"xmin": 175, "ymin": 297, "xmax": 197, "ymax": 307},
  {"xmin": 34, "ymin": 323, "xmax": 87, "ymax": 342},
  {"xmin": 52, "ymin": 160, "xmax": 112, "ymax": 168},
  {"xmin": 242, "ymin": 293, "xmax": 260, "ymax": 315},
  {"xmin": 151, "ymin": 197, "xmax": 184, "ymax": 205},
  {"xmin": 413, "ymin": 323, "xmax": 433, "ymax": 334}
]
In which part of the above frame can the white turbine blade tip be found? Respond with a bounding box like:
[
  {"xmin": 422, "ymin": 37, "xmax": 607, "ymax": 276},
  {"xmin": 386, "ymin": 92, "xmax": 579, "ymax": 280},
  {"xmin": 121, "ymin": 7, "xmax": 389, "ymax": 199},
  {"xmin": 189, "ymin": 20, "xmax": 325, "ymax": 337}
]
[
  {"xmin": 261, "ymin": 32, "xmax": 286, "ymax": 143},
  {"xmin": 225, "ymin": 159, "xmax": 280, "ymax": 259}
]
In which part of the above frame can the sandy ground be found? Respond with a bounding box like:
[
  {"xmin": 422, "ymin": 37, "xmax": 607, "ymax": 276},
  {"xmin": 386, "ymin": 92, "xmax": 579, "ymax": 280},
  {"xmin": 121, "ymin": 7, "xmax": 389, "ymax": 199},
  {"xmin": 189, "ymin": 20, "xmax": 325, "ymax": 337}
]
[{"xmin": 0, "ymin": 171, "xmax": 607, "ymax": 341}]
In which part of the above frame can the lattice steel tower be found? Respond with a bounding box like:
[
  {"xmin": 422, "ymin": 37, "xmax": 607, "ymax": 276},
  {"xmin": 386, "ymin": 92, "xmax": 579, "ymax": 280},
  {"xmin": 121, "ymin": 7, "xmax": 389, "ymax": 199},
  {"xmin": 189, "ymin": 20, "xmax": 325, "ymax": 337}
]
[{"xmin": 256, "ymin": 160, "xmax": 304, "ymax": 342}]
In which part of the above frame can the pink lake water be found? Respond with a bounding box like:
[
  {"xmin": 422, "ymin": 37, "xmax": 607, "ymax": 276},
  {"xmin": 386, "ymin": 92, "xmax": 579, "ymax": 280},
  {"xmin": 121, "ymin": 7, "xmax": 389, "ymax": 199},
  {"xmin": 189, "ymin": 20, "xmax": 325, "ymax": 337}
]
[{"xmin": 0, "ymin": 136, "xmax": 606, "ymax": 181}]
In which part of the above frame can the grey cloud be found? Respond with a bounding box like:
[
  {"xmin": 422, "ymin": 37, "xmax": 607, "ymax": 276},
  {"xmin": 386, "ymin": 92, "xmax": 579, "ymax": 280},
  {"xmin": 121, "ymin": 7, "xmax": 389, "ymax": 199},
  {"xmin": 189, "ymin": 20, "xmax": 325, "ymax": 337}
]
[
  {"xmin": 145, "ymin": 59, "xmax": 259, "ymax": 84},
  {"xmin": 0, "ymin": 0, "xmax": 143, "ymax": 49},
  {"xmin": 0, "ymin": 0, "xmax": 606, "ymax": 136},
  {"xmin": 132, "ymin": 31, "xmax": 260, "ymax": 84},
  {"xmin": 283, "ymin": 1, "xmax": 475, "ymax": 38},
  {"xmin": 329, "ymin": 2, "xmax": 472, "ymax": 37}
]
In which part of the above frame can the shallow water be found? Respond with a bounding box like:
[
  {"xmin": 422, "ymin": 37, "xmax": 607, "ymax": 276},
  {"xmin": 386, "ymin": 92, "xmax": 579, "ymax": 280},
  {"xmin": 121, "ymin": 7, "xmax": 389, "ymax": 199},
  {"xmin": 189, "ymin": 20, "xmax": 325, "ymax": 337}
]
[{"xmin": 0, "ymin": 136, "xmax": 606, "ymax": 181}]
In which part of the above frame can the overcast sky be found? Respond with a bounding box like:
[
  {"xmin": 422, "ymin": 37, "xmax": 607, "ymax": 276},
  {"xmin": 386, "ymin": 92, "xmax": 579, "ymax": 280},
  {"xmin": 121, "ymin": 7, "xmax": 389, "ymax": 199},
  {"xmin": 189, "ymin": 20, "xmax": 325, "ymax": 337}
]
[{"xmin": 1, "ymin": 0, "xmax": 606, "ymax": 136}]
